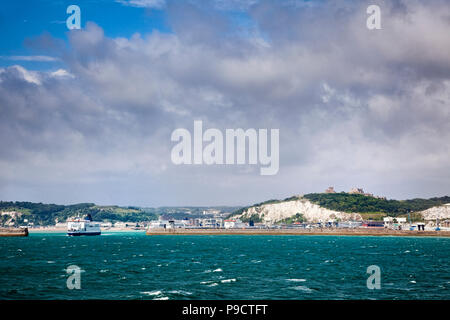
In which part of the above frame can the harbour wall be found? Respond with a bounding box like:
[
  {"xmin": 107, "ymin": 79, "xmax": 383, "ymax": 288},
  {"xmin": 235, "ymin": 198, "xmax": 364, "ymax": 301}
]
[
  {"xmin": 146, "ymin": 228, "xmax": 450, "ymax": 237},
  {"xmin": 0, "ymin": 227, "xmax": 29, "ymax": 237}
]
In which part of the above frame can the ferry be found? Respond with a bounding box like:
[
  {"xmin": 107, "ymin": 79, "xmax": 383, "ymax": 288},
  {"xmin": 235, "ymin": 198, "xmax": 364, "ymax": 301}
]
[{"xmin": 67, "ymin": 214, "xmax": 101, "ymax": 236}]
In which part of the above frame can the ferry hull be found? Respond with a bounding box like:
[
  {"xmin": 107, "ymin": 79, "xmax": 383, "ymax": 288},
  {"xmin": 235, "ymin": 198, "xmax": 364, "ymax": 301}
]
[{"xmin": 67, "ymin": 232, "xmax": 101, "ymax": 236}]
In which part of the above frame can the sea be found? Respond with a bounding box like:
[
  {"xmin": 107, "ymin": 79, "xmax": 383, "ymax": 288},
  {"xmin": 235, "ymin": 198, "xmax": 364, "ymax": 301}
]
[{"xmin": 0, "ymin": 232, "xmax": 449, "ymax": 300}]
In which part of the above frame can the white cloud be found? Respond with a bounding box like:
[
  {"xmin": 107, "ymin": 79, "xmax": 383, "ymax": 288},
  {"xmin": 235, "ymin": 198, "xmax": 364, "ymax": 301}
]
[
  {"xmin": 1, "ymin": 1, "xmax": 450, "ymax": 205},
  {"xmin": 0, "ymin": 55, "xmax": 59, "ymax": 62},
  {"xmin": 10, "ymin": 65, "xmax": 42, "ymax": 84},
  {"xmin": 116, "ymin": 0, "xmax": 166, "ymax": 9},
  {"xmin": 50, "ymin": 69, "xmax": 75, "ymax": 78}
]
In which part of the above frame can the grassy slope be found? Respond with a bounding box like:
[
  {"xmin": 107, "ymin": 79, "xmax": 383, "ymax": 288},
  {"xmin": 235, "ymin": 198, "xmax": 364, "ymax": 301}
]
[{"xmin": 303, "ymin": 193, "xmax": 450, "ymax": 216}]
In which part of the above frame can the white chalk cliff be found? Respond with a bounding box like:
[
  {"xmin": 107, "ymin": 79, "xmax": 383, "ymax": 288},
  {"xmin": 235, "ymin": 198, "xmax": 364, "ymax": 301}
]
[
  {"xmin": 420, "ymin": 204, "xmax": 450, "ymax": 220},
  {"xmin": 234, "ymin": 197, "xmax": 362, "ymax": 223}
]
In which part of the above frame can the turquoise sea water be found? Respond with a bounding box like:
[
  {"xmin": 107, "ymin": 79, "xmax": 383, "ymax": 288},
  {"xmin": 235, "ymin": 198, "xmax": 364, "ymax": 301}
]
[{"xmin": 0, "ymin": 232, "xmax": 449, "ymax": 300}]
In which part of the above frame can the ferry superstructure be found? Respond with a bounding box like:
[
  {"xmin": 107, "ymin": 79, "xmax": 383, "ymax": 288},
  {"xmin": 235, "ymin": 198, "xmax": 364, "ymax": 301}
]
[{"xmin": 67, "ymin": 214, "xmax": 101, "ymax": 236}]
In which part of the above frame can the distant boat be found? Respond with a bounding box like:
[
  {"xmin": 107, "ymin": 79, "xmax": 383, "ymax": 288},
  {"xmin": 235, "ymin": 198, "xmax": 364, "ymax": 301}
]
[{"xmin": 67, "ymin": 214, "xmax": 101, "ymax": 236}]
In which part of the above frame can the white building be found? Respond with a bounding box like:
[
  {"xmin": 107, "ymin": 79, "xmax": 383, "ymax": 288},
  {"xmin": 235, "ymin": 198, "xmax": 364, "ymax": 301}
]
[
  {"xmin": 202, "ymin": 209, "xmax": 221, "ymax": 215},
  {"xmin": 198, "ymin": 218, "xmax": 223, "ymax": 228},
  {"xmin": 148, "ymin": 219, "xmax": 189, "ymax": 229},
  {"xmin": 114, "ymin": 222, "xmax": 138, "ymax": 228},
  {"xmin": 224, "ymin": 219, "xmax": 246, "ymax": 229}
]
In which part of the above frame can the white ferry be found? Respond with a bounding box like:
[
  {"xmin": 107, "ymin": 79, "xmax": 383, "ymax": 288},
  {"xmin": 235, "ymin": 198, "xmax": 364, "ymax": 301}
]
[{"xmin": 67, "ymin": 214, "xmax": 101, "ymax": 236}]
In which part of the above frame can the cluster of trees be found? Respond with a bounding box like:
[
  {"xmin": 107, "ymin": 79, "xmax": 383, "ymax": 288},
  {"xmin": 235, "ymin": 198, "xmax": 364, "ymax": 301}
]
[
  {"xmin": 303, "ymin": 193, "xmax": 450, "ymax": 215},
  {"xmin": 278, "ymin": 213, "xmax": 306, "ymax": 224},
  {"xmin": 239, "ymin": 213, "xmax": 263, "ymax": 223}
]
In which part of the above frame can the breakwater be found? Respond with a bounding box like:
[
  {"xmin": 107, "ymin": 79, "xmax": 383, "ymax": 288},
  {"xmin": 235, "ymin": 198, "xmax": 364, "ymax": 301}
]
[
  {"xmin": 0, "ymin": 227, "xmax": 29, "ymax": 237},
  {"xmin": 146, "ymin": 228, "xmax": 450, "ymax": 237}
]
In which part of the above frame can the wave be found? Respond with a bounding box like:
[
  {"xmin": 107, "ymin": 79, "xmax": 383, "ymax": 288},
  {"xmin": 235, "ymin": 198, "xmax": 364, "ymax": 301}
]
[
  {"xmin": 141, "ymin": 290, "xmax": 162, "ymax": 296},
  {"xmin": 286, "ymin": 279, "xmax": 306, "ymax": 282},
  {"xmin": 290, "ymin": 285, "xmax": 313, "ymax": 292},
  {"xmin": 168, "ymin": 290, "xmax": 192, "ymax": 296}
]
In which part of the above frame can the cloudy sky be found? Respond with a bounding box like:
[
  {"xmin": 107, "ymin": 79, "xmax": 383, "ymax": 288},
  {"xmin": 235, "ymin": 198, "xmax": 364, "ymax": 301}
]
[{"xmin": 0, "ymin": 0, "xmax": 449, "ymax": 207}]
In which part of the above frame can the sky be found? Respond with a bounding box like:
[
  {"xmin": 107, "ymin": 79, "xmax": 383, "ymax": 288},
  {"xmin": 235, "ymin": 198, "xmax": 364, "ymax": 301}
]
[{"xmin": 0, "ymin": 0, "xmax": 449, "ymax": 207}]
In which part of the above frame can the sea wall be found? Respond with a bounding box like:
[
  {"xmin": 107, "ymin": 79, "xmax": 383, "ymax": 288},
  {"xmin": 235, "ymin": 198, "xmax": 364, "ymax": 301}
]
[
  {"xmin": 0, "ymin": 227, "xmax": 29, "ymax": 237},
  {"xmin": 146, "ymin": 228, "xmax": 450, "ymax": 237}
]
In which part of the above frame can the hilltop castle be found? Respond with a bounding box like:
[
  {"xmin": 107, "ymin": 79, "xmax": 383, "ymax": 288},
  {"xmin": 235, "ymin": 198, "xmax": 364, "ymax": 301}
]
[{"xmin": 325, "ymin": 186, "xmax": 386, "ymax": 200}]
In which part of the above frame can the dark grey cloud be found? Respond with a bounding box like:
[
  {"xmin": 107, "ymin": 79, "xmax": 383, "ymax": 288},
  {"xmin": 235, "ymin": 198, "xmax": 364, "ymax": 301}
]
[{"xmin": 1, "ymin": 0, "xmax": 449, "ymax": 206}]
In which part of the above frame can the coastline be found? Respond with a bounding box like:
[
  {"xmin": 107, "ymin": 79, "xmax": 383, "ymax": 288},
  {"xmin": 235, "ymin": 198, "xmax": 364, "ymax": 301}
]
[
  {"xmin": 146, "ymin": 228, "xmax": 450, "ymax": 237},
  {"xmin": 28, "ymin": 227, "xmax": 146, "ymax": 233},
  {"xmin": 22, "ymin": 227, "xmax": 450, "ymax": 237}
]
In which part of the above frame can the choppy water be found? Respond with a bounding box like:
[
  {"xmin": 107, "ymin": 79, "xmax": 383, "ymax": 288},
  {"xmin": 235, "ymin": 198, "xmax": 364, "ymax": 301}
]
[{"xmin": 0, "ymin": 232, "xmax": 449, "ymax": 299}]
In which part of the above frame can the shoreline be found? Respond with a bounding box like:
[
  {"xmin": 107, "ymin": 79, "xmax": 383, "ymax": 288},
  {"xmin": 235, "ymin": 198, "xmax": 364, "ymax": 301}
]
[
  {"xmin": 28, "ymin": 227, "xmax": 146, "ymax": 233},
  {"xmin": 146, "ymin": 228, "xmax": 450, "ymax": 237},
  {"xmin": 19, "ymin": 227, "xmax": 450, "ymax": 238}
]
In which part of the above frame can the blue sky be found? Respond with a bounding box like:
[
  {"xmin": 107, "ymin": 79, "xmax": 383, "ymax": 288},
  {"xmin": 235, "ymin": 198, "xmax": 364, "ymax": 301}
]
[
  {"xmin": 0, "ymin": 0, "xmax": 259, "ymax": 70},
  {"xmin": 0, "ymin": 0, "xmax": 170, "ymax": 68}
]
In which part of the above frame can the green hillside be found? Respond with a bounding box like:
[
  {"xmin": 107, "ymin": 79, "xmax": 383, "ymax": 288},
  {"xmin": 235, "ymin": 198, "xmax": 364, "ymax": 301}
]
[
  {"xmin": 0, "ymin": 202, "xmax": 158, "ymax": 227},
  {"xmin": 304, "ymin": 193, "xmax": 450, "ymax": 216}
]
